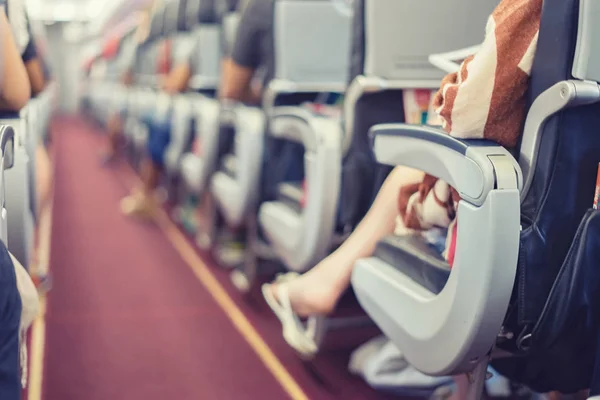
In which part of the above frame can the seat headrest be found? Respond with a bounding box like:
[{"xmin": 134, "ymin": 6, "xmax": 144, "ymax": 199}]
[
  {"xmin": 361, "ymin": 0, "xmax": 498, "ymax": 81},
  {"xmin": 274, "ymin": 0, "xmax": 353, "ymax": 85}
]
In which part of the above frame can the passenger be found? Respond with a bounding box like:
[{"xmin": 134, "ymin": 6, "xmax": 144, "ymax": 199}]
[
  {"xmin": 218, "ymin": 0, "xmax": 308, "ymax": 257},
  {"xmin": 23, "ymin": 25, "xmax": 52, "ymax": 220},
  {"xmin": 219, "ymin": 0, "xmax": 270, "ymax": 104},
  {"xmin": 0, "ymin": 7, "xmax": 30, "ymax": 111},
  {"xmin": 120, "ymin": 24, "xmax": 199, "ymax": 217},
  {"xmin": 100, "ymin": 8, "xmax": 151, "ymax": 164},
  {"xmin": 263, "ymin": 0, "xmax": 543, "ymax": 398}
]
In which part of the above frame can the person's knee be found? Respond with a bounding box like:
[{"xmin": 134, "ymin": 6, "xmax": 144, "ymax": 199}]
[{"xmin": 387, "ymin": 166, "xmax": 425, "ymax": 187}]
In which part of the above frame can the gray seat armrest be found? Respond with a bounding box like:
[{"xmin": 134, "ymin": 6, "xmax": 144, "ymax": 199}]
[
  {"xmin": 370, "ymin": 124, "xmax": 523, "ymax": 206},
  {"xmin": 352, "ymin": 122, "xmax": 522, "ymax": 376}
]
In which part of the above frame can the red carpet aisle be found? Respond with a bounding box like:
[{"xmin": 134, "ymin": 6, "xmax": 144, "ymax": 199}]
[
  {"xmin": 42, "ymin": 117, "xmax": 399, "ymax": 400},
  {"xmin": 43, "ymin": 117, "xmax": 288, "ymax": 400}
]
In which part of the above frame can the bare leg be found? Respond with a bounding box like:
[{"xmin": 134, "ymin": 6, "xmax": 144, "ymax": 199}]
[
  {"xmin": 102, "ymin": 113, "xmax": 123, "ymax": 159},
  {"xmin": 447, "ymin": 375, "xmax": 470, "ymax": 400},
  {"xmin": 268, "ymin": 166, "xmax": 425, "ymax": 316},
  {"xmin": 31, "ymin": 144, "xmax": 53, "ymax": 276},
  {"xmin": 35, "ymin": 144, "xmax": 52, "ymax": 216}
]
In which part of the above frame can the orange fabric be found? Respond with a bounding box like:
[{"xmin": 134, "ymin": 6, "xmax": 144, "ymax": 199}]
[{"xmin": 398, "ymin": 0, "xmax": 543, "ymax": 240}]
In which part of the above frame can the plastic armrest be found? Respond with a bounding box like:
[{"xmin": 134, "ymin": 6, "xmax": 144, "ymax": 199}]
[
  {"xmin": 352, "ymin": 123, "xmax": 522, "ymax": 375},
  {"xmin": 0, "ymin": 125, "xmax": 15, "ymax": 169},
  {"xmin": 269, "ymin": 107, "xmax": 342, "ymax": 151},
  {"xmin": 370, "ymin": 123, "xmax": 523, "ymax": 206}
]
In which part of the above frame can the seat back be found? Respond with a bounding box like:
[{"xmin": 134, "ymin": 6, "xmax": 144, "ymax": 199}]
[
  {"xmin": 362, "ymin": 0, "xmax": 495, "ymax": 80},
  {"xmin": 339, "ymin": 0, "xmax": 497, "ymax": 229},
  {"xmin": 190, "ymin": 25, "xmax": 221, "ymax": 88},
  {"xmin": 273, "ymin": 0, "xmax": 352, "ymax": 86},
  {"xmin": 221, "ymin": 10, "xmax": 240, "ymax": 57},
  {"xmin": 148, "ymin": 7, "xmax": 166, "ymax": 42},
  {"xmin": 491, "ymin": 0, "xmax": 600, "ymax": 393},
  {"xmin": 138, "ymin": 43, "xmax": 160, "ymax": 80}
]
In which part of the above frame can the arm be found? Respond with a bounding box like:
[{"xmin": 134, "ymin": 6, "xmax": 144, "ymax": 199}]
[
  {"xmin": 21, "ymin": 19, "xmax": 46, "ymax": 96},
  {"xmin": 0, "ymin": 10, "xmax": 30, "ymax": 110},
  {"xmin": 218, "ymin": 0, "xmax": 268, "ymax": 103},
  {"xmin": 161, "ymin": 37, "xmax": 194, "ymax": 94},
  {"xmin": 219, "ymin": 57, "xmax": 257, "ymax": 102},
  {"xmin": 161, "ymin": 62, "xmax": 192, "ymax": 94},
  {"xmin": 25, "ymin": 58, "xmax": 47, "ymax": 96}
]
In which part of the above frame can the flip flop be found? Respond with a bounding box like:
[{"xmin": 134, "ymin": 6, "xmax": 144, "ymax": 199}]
[{"xmin": 262, "ymin": 272, "xmax": 326, "ymax": 358}]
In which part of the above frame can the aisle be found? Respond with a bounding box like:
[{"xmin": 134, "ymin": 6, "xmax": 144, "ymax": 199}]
[
  {"xmin": 42, "ymin": 118, "xmax": 290, "ymax": 400},
  {"xmin": 41, "ymin": 117, "xmax": 396, "ymax": 400}
]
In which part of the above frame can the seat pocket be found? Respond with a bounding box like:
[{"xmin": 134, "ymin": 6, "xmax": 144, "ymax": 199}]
[{"xmin": 492, "ymin": 209, "xmax": 600, "ymax": 393}]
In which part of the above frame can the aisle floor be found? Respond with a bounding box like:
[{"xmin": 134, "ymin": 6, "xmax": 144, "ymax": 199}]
[{"xmin": 40, "ymin": 117, "xmax": 399, "ymax": 400}]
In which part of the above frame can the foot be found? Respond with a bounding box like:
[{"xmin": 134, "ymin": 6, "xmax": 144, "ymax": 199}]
[
  {"xmin": 120, "ymin": 193, "xmax": 156, "ymax": 219},
  {"xmin": 267, "ymin": 257, "xmax": 346, "ymax": 317}
]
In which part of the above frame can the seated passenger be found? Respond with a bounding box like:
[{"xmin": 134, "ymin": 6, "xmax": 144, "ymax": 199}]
[
  {"xmin": 263, "ymin": 0, "xmax": 544, "ymax": 397},
  {"xmin": 0, "ymin": 6, "xmax": 30, "ymax": 111},
  {"xmin": 219, "ymin": 0, "xmax": 270, "ymax": 104},
  {"xmin": 0, "ymin": 7, "xmax": 35, "ymax": 398},
  {"xmin": 100, "ymin": 9, "xmax": 151, "ymax": 163},
  {"xmin": 119, "ymin": 33, "xmax": 198, "ymax": 218}
]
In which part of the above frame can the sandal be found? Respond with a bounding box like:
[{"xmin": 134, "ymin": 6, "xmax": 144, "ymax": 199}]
[{"xmin": 262, "ymin": 272, "xmax": 326, "ymax": 358}]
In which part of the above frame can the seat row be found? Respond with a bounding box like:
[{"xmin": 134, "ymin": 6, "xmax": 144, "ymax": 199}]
[{"xmin": 83, "ymin": 0, "xmax": 600, "ymax": 398}]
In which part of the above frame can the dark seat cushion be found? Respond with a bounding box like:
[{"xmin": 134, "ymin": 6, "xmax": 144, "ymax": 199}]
[
  {"xmin": 373, "ymin": 235, "xmax": 450, "ymax": 295},
  {"xmin": 276, "ymin": 181, "xmax": 303, "ymax": 213}
]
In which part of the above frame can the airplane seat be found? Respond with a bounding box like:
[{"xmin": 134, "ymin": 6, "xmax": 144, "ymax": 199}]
[
  {"xmin": 352, "ymin": 0, "xmax": 600, "ymax": 397},
  {"xmin": 211, "ymin": 0, "xmax": 350, "ymax": 247},
  {"xmin": 165, "ymin": 0, "xmax": 223, "ymax": 182},
  {"xmin": 0, "ymin": 108, "xmax": 34, "ymax": 268},
  {"xmin": 177, "ymin": 2, "xmax": 234, "ymax": 197},
  {"xmin": 125, "ymin": 35, "xmax": 164, "ymax": 157},
  {"xmin": 255, "ymin": 0, "xmax": 352, "ymax": 274}
]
